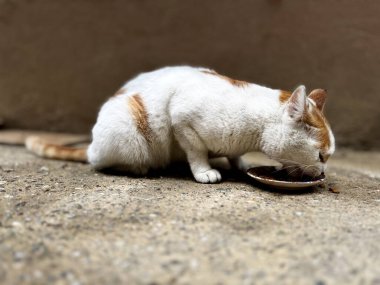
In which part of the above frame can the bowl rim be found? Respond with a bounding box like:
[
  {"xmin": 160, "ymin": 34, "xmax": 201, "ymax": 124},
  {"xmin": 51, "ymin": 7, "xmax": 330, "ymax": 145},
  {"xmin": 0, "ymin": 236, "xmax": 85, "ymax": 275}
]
[{"xmin": 247, "ymin": 166, "xmax": 326, "ymax": 186}]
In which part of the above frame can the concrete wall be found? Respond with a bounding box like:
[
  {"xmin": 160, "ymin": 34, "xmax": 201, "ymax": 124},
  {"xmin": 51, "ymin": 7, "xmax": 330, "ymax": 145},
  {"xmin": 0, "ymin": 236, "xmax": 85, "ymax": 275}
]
[{"xmin": 0, "ymin": 0, "xmax": 379, "ymax": 149}]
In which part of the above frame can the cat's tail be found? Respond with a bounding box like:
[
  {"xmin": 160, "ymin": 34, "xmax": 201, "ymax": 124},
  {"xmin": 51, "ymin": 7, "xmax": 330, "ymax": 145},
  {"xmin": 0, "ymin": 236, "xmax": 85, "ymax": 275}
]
[{"xmin": 25, "ymin": 136, "xmax": 88, "ymax": 162}]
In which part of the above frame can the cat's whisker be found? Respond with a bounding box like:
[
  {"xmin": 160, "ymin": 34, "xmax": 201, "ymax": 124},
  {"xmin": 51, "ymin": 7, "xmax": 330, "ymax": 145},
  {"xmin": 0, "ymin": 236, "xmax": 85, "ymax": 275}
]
[
  {"xmin": 287, "ymin": 167, "xmax": 302, "ymax": 176},
  {"xmin": 273, "ymin": 165, "xmax": 295, "ymax": 172},
  {"xmin": 277, "ymin": 162, "xmax": 320, "ymax": 178},
  {"xmin": 300, "ymin": 165, "xmax": 316, "ymax": 177},
  {"xmin": 277, "ymin": 158, "xmax": 322, "ymax": 177}
]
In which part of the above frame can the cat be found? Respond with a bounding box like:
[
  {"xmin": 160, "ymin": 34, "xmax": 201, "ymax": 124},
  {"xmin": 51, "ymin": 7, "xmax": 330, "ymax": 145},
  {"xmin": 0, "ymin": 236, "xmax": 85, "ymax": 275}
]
[{"xmin": 26, "ymin": 66, "xmax": 335, "ymax": 183}]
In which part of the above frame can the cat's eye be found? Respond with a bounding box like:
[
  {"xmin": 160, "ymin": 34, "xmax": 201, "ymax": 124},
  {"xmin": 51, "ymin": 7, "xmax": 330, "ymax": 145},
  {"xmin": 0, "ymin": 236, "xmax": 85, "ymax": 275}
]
[{"xmin": 319, "ymin": 153, "xmax": 324, "ymax": 163}]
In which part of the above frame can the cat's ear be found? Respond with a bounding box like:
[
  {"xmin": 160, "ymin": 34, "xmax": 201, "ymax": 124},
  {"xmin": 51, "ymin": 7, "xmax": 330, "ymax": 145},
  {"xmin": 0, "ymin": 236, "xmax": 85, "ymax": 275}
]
[
  {"xmin": 308, "ymin": 89, "xmax": 327, "ymax": 112},
  {"xmin": 287, "ymin": 85, "xmax": 307, "ymax": 122}
]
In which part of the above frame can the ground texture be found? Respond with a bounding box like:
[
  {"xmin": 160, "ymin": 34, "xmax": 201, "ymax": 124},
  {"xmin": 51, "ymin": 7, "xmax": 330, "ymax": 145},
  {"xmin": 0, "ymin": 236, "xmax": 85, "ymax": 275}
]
[{"xmin": 0, "ymin": 145, "xmax": 379, "ymax": 285}]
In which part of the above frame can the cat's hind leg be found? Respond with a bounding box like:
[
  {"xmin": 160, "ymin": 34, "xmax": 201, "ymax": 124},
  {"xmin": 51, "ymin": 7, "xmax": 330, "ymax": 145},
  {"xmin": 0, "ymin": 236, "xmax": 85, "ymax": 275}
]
[
  {"xmin": 173, "ymin": 125, "xmax": 221, "ymax": 183},
  {"xmin": 87, "ymin": 132, "xmax": 151, "ymax": 175}
]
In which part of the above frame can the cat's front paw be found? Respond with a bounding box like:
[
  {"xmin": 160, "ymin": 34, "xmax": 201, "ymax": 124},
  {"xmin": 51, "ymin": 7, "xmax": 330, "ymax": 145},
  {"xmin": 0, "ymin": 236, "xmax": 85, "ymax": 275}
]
[{"xmin": 194, "ymin": 169, "xmax": 222, "ymax": 184}]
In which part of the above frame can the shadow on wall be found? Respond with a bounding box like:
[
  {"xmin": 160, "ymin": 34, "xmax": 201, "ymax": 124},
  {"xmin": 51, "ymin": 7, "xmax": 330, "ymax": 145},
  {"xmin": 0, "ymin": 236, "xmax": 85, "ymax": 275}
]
[{"xmin": 0, "ymin": 0, "xmax": 379, "ymax": 149}]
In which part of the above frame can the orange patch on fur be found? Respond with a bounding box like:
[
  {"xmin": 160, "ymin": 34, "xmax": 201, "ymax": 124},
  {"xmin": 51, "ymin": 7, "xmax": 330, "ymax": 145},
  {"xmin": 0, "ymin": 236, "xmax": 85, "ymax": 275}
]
[
  {"xmin": 304, "ymin": 106, "xmax": 331, "ymax": 150},
  {"xmin": 279, "ymin": 90, "xmax": 292, "ymax": 103},
  {"xmin": 279, "ymin": 90, "xmax": 331, "ymax": 150},
  {"xmin": 128, "ymin": 94, "xmax": 153, "ymax": 143},
  {"xmin": 43, "ymin": 145, "xmax": 87, "ymax": 161},
  {"xmin": 26, "ymin": 136, "xmax": 87, "ymax": 162},
  {"xmin": 308, "ymin": 89, "xmax": 327, "ymax": 111},
  {"xmin": 202, "ymin": 70, "xmax": 249, "ymax": 88}
]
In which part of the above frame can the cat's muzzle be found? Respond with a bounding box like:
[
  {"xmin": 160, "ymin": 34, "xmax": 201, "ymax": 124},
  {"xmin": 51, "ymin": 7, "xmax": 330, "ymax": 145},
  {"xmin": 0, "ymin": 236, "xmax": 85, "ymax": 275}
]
[{"xmin": 284, "ymin": 165, "xmax": 322, "ymax": 178}]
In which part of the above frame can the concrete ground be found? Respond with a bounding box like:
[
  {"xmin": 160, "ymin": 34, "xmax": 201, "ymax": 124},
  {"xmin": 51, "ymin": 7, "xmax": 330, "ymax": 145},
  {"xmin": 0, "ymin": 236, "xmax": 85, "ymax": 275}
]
[{"xmin": 0, "ymin": 145, "xmax": 379, "ymax": 285}]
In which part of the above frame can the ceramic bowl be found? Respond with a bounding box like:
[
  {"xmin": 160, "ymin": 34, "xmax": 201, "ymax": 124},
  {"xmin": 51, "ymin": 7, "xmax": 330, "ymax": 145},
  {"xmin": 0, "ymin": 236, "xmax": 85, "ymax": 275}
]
[{"xmin": 247, "ymin": 166, "xmax": 325, "ymax": 189}]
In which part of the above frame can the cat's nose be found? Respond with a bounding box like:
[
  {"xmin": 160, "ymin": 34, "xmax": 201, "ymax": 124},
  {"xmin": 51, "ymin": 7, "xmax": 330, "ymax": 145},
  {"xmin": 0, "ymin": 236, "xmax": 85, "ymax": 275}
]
[{"xmin": 321, "ymin": 171, "xmax": 325, "ymax": 176}]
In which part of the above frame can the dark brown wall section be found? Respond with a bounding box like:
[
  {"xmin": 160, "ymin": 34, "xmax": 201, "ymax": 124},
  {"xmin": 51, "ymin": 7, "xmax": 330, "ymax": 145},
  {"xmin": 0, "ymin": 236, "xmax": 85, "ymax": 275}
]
[{"xmin": 0, "ymin": 0, "xmax": 379, "ymax": 149}]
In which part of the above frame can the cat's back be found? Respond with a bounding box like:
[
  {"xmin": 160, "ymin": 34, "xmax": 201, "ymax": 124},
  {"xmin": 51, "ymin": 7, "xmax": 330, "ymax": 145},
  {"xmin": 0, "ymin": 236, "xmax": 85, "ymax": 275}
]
[
  {"xmin": 124, "ymin": 65, "xmax": 203, "ymax": 90},
  {"xmin": 99, "ymin": 66, "xmax": 213, "ymax": 125},
  {"xmin": 96, "ymin": 66, "xmax": 192, "ymax": 111}
]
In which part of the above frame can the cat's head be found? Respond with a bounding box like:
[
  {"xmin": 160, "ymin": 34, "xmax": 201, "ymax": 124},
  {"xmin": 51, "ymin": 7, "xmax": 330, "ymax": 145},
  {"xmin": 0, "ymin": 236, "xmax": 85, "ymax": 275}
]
[{"xmin": 263, "ymin": 85, "xmax": 335, "ymax": 177}]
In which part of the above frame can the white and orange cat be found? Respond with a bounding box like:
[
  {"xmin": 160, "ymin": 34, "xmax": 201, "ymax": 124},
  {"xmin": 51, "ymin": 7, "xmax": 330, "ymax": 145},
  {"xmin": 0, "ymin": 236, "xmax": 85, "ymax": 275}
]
[{"xmin": 26, "ymin": 66, "xmax": 335, "ymax": 183}]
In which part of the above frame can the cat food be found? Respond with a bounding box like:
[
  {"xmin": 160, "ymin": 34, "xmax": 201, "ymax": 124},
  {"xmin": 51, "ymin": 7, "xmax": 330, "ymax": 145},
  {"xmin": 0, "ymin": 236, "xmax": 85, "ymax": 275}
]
[{"xmin": 328, "ymin": 183, "xmax": 340, "ymax": 193}]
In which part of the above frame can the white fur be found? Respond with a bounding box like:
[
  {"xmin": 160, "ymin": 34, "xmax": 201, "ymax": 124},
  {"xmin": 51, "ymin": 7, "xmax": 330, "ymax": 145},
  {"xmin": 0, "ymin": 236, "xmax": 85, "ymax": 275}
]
[{"xmin": 87, "ymin": 66, "xmax": 335, "ymax": 183}]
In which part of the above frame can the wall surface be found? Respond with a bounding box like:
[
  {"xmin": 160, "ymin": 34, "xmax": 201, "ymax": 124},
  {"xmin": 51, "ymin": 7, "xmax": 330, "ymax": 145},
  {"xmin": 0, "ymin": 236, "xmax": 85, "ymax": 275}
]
[{"xmin": 0, "ymin": 0, "xmax": 379, "ymax": 149}]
